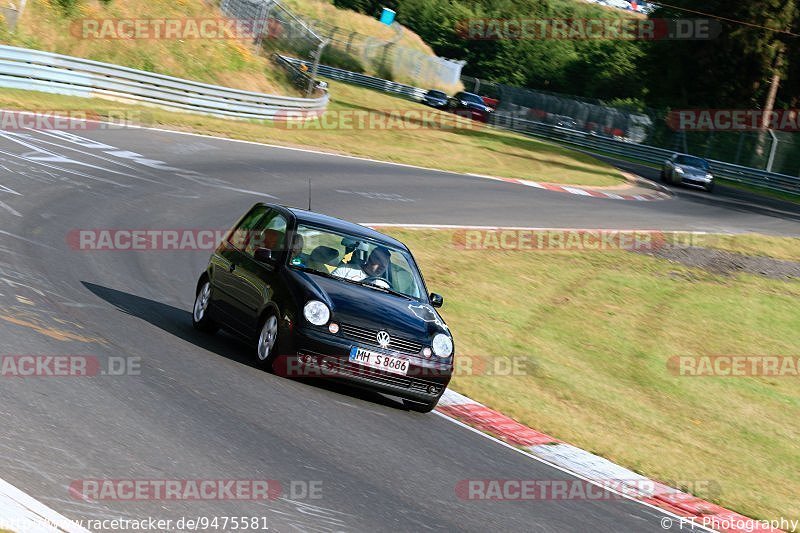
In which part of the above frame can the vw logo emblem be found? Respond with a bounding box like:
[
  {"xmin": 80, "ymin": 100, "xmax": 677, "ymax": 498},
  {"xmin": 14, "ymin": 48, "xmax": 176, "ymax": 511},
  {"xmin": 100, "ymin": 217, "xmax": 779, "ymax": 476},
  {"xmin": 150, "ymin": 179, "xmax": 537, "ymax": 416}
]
[{"xmin": 376, "ymin": 331, "xmax": 391, "ymax": 348}]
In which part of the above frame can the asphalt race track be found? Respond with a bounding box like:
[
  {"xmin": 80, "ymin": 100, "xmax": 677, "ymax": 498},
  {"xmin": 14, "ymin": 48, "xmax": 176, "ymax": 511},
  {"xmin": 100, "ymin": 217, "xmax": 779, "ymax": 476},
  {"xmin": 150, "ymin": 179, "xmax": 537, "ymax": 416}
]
[{"xmin": 0, "ymin": 124, "xmax": 798, "ymax": 532}]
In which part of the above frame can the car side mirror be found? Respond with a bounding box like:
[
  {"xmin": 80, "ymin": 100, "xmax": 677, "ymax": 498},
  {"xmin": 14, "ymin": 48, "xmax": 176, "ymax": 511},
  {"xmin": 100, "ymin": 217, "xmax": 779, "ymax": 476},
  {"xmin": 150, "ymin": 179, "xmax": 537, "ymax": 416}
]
[
  {"xmin": 429, "ymin": 293, "xmax": 443, "ymax": 308},
  {"xmin": 253, "ymin": 247, "xmax": 274, "ymax": 264}
]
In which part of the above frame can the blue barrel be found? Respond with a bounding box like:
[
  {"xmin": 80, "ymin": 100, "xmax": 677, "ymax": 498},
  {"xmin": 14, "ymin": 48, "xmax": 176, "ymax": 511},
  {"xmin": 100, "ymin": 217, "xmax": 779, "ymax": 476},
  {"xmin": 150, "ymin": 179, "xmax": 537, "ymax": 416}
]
[{"xmin": 379, "ymin": 7, "xmax": 396, "ymax": 25}]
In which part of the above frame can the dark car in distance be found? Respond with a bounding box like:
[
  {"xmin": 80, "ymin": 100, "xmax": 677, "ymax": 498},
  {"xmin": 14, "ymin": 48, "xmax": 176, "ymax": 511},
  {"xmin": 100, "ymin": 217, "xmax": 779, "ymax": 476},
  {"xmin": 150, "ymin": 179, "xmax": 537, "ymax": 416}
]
[
  {"xmin": 422, "ymin": 89, "xmax": 449, "ymax": 109},
  {"xmin": 661, "ymin": 154, "xmax": 715, "ymax": 192},
  {"xmin": 192, "ymin": 203, "xmax": 454, "ymax": 412},
  {"xmin": 447, "ymin": 91, "xmax": 494, "ymax": 122}
]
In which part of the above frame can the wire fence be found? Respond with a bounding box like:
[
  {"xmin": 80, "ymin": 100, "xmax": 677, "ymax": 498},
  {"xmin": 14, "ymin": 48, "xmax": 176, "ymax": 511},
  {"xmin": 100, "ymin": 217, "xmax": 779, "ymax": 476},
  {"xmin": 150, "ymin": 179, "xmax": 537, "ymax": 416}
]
[
  {"xmin": 463, "ymin": 75, "xmax": 800, "ymax": 177},
  {"xmin": 220, "ymin": 0, "xmax": 464, "ymax": 90},
  {"xmin": 221, "ymin": 0, "xmax": 325, "ymax": 59},
  {"xmin": 306, "ymin": 17, "xmax": 464, "ymax": 89}
]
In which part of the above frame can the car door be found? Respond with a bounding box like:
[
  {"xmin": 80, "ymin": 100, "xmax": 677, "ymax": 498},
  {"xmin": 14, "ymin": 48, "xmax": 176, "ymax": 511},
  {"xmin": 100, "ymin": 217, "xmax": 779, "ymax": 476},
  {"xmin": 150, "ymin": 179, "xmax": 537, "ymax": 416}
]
[
  {"xmin": 212, "ymin": 205, "xmax": 270, "ymax": 333},
  {"xmin": 223, "ymin": 208, "xmax": 289, "ymax": 336}
]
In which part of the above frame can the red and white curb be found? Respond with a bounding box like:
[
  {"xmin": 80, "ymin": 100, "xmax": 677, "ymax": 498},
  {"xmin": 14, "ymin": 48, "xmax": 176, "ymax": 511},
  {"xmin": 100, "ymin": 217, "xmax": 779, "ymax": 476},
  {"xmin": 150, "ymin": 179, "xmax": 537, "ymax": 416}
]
[
  {"xmin": 479, "ymin": 175, "xmax": 673, "ymax": 201},
  {"xmin": 435, "ymin": 389, "xmax": 782, "ymax": 533},
  {"xmin": 0, "ymin": 478, "xmax": 89, "ymax": 533}
]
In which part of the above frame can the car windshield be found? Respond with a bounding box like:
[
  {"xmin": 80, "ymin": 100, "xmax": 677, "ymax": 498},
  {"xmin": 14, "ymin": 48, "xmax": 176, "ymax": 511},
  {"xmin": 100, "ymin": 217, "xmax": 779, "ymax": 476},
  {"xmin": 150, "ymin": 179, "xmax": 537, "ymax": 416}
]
[
  {"xmin": 676, "ymin": 156, "xmax": 709, "ymax": 169},
  {"xmin": 427, "ymin": 90, "xmax": 446, "ymax": 98},
  {"xmin": 288, "ymin": 224, "xmax": 426, "ymax": 300},
  {"xmin": 460, "ymin": 93, "xmax": 484, "ymax": 104}
]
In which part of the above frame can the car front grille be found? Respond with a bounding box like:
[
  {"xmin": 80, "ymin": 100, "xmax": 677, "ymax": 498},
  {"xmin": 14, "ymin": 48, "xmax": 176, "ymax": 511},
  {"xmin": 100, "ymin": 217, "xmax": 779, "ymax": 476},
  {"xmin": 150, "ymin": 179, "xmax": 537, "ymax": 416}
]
[
  {"xmin": 298, "ymin": 352, "xmax": 443, "ymax": 396},
  {"xmin": 339, "ymin": 323, "xmax": 424, "ymax": 355}
]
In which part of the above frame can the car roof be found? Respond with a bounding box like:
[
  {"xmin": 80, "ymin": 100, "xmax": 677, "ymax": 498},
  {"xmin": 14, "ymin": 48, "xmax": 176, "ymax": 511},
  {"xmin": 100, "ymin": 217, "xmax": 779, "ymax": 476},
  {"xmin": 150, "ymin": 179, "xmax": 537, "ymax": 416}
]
[
  {"xmin": 280, "ymin": 205, "xmax": 408, "ymax": 250},
  {"xmin": 674, "ymin": 153, "xmax": 708, "ymax": 161}
]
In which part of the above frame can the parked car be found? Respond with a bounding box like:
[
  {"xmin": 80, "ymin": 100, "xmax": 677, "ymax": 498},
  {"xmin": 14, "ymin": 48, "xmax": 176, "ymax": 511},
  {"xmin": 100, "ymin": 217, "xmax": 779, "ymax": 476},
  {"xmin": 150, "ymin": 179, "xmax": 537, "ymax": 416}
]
[
  {"xmin": 447, "ymin": 91, "xmax": 494, "ymax": 122},
  {"xmin": 549, "ymin": 114, "xmax": 580, "ymax": 130},
  {"xmin": 422, "ymin": 89, "xmax": 449, "ymax": 109},
  {"xmin": 192, "ymin": 203, "xmax": 454, "ymax": 413},
  {"xmin": 661, "ymin": 154, "xmax": 715, "ymax": 192}
]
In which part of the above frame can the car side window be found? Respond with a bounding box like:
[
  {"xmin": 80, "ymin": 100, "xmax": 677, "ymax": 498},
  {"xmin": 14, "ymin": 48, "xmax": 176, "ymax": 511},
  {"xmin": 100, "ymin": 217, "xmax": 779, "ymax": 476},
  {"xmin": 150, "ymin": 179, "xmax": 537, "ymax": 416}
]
[
  {"xmin": 228, "ymin": 206, "xmax": 269, "ymax": 252},
  {"xmin": 244, "ymin": 210, "xmax": 287, "ymax": 257}
]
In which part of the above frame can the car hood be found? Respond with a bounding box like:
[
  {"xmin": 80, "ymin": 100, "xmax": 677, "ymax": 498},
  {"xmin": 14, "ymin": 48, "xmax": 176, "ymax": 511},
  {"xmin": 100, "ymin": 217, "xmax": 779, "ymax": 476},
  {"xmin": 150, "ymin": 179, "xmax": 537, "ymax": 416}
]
[
  {"xmin": 464, "ymin": 102, "xmax": 490, "ymax": 112},
  {"xmin": 288, "ymin": 269, "xmax": 448, "ymax": 339},
  {"xmin": 678, "ymin": 165, "xmax": 709, "ymax": 177}
]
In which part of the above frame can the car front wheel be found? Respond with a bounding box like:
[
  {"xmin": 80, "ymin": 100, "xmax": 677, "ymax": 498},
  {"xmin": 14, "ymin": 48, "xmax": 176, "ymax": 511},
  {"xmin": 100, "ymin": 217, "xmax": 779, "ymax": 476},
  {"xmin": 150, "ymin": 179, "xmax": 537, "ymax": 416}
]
[
  {"xmin": 192, "ymin": 281, "xmax": 218, "ymax": 334},
  {"xmin": 256, "ymin": 313, "xmax": 279, "ymax": 367}
]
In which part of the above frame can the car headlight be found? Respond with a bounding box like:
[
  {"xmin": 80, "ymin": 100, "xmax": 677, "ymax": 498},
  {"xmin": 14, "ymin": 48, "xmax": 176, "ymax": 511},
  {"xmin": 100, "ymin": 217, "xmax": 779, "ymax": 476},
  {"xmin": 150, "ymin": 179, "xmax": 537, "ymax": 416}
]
[
  {"xmin": 705, "ymin": 173, "xmax": 713, "ymax": 180},
  {"xmin": 432, "ymin": 333, "xmax": 453, "ymax": 358},
  {"xmin": 675, "ymin": 167, "xmax": 684, "ymax": 174},
  {"xmin": 303, "ymin": 300, "xmax": 330, "ymax": 325}
]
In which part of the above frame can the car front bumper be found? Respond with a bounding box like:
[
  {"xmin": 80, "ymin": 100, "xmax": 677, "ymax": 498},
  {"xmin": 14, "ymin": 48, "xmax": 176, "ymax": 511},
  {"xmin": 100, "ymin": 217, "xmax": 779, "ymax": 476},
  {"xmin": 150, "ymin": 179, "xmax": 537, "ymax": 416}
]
[
  {"xmin": 680, "ymin": 174, "xmax": 713, "ymax": 187},
  {"xmin": 277, "ymin": 327, "xmax": 452, "ymax": 404}
]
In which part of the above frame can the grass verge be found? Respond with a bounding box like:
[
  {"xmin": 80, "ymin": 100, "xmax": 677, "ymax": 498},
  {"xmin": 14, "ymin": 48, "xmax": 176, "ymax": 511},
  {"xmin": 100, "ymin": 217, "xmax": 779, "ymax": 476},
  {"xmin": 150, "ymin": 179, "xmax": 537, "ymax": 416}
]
[
  {"xmin": 0, "ymin": 83, "xmax": 625, "ymax": 186},
  {"xmin": 384, "ymin": 228, "xmax": 800, "ymax": 524},
  {"xmin": 0, "ymin": 0, "xmax": 297, "ymax": 95}
]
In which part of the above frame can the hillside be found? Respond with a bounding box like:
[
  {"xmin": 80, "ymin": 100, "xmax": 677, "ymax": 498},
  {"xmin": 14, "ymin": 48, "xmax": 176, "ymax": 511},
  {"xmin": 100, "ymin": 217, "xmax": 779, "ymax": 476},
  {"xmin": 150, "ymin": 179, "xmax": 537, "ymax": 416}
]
[{"xmin": 0, "ymin": 0, "xmax": 299, "ymax": 94}]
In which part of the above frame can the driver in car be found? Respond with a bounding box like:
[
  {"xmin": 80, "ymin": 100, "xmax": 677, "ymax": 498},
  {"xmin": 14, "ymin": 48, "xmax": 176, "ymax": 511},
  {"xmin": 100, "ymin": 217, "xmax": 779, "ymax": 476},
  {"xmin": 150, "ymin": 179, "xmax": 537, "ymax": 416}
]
[{"xmin": 332, "ymin": 246, "xmax": 390, "ymax": 283}]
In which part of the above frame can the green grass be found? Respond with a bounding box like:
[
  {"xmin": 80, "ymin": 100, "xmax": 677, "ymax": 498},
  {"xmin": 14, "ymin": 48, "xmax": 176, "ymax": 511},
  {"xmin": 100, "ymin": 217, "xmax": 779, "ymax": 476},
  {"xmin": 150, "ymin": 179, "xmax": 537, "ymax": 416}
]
[
  {"xmin": 384, "ymin": 228, "xmax": 800, "ymax": 524},
  {"xmin": 0, "ymin": 83, "xmax": 625, "ymax": 186},
  {"xmin": 284, "ymin": 0, "xmax": 436, "ymax": 57},
  {"xmin": 0, "ymin": 0, "xmax": 298, "ymax": 95},
  {"xmin": 718, "ymin": 179, "xmax": 800, "ymax": 206}
]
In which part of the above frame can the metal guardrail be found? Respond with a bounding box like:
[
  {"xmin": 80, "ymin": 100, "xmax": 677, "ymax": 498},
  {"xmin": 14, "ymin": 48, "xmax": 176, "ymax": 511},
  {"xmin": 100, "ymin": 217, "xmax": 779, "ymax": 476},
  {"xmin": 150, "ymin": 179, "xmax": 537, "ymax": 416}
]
[
  {"xmin": 490, "ymin": 113, "xmax": 800, "ymax": 196},
  {"xmin": 276, "ymin": 57, "xmax": 800, "ymax": 196},
  {"xmin": 0, "ymin": 45, "xmax": 329, "ymax": 120},
  {"xmin": 281, "ymin": 56, "xmax": 426, "ymax": 101}
]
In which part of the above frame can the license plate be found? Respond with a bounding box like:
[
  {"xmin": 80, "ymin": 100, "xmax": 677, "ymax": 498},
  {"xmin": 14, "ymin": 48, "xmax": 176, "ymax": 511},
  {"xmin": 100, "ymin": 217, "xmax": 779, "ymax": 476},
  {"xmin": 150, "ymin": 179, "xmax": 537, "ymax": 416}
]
[{"xmin": 349, "ymin": 346, "xmax": 409, "ymax": 376}]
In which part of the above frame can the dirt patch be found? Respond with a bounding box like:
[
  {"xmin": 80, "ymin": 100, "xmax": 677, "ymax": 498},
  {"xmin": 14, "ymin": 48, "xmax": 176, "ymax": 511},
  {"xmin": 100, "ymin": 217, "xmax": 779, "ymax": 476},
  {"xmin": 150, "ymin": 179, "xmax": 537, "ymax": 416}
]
[{"xmin": 637, "ymin": 246, "xmax": 800, "ymax": 280}]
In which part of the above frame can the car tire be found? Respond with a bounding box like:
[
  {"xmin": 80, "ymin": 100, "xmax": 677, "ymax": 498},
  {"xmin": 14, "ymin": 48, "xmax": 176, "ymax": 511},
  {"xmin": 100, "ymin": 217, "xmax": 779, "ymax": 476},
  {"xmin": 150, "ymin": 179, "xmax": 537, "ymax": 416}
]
[
  {"xmin": 705, "ymin": 182, "xmax": 714, "ymax": 193},
  {"xmin": 256, "ymin": 312, "xmax": 280, "ymax": 368},
  {"xmin": 403, "ymin": 399, "xmax": 438, "ymax": 413},
  {"xmin": 192, "ymin": 280, "xmax": 218, "ymax": 334},
  {"xmin": 660, "ymin": 170, "xmax": 666, "ymax": 182}
]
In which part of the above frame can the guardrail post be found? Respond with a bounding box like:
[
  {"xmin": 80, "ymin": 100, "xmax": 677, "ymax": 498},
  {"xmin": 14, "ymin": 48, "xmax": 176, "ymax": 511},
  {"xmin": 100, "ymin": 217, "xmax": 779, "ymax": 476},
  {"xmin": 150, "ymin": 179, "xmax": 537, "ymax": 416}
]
[{"xmin": 766, "ymin": 129, "xmax": 778, "ymax": 173}]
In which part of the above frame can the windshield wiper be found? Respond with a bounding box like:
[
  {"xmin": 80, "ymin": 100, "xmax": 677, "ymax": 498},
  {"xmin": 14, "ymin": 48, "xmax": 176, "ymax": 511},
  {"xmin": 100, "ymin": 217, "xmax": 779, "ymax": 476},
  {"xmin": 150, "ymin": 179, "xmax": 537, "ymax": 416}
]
[
  {"xmin": 355, "ymin": 281, "xmax": 416, "ymax": 301},
  {"xmin": 294, "ymin": 265, "xmax": 417, "ymax": 301},
  {"xmin": 293, "ymin": 265, "xmax": 337, "ymax": 279}
]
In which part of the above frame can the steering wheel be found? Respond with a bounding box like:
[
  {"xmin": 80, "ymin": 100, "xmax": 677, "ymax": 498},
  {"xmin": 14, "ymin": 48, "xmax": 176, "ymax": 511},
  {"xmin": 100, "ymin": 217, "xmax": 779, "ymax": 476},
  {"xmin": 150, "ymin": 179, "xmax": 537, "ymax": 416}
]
[{"xmin": 362, "ymin": 276, "xmax": 393, "ymax": 290}]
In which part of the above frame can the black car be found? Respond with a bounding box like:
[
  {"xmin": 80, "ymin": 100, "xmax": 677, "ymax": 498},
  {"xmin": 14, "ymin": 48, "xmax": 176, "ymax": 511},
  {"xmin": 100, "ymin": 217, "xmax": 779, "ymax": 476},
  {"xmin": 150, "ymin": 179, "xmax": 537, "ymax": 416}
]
[
  {"xmin": 447, "ymin": 91, "xmax": 494, "ymax": 122},
  {"xmin": 422, "ymin": 89, "xmax": 449, "ymax": 109},
  {"xmin": 192, "ymin": 203, "xmax": 454, "ymax": 412}
]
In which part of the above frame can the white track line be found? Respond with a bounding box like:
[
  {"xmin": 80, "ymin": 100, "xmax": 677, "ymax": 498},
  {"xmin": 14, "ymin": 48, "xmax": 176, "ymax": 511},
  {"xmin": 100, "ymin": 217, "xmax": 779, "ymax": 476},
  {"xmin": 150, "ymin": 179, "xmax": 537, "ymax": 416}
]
[
  {"xmin": 432, "ymin": 411, "xmax": 717, "ymax": 533},
  {"xmin": 0, "ymin": 478, "xmax": 89, "ymax": 533},
  {"xmin": 0, "ymin": 109, "xmax": 646, "ymax": 191}
]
